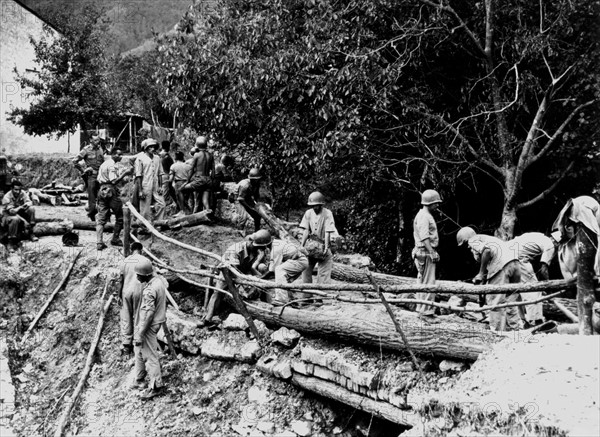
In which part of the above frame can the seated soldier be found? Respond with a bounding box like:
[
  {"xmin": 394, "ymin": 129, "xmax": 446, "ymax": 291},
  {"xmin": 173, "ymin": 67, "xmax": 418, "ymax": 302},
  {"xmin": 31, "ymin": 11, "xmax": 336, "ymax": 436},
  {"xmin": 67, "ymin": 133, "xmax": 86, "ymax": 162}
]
[{"xmin": 2, "ymin": 180, "xmax": 38, "ymax": 250}]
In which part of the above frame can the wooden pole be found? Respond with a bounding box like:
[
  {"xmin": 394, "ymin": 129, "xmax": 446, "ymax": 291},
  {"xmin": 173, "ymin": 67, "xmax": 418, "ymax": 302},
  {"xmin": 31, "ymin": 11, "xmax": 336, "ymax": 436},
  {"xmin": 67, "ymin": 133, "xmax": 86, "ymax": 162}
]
[
  {"xmin": 576, "ymin": 225, "xmax": 597, "ymax": 335},
  {"xmin": 54, "ymin": 295, "xmax": 114, "ymax": 437},
  {"xmin": 128, "ymin": 116, "xmax": 133, "ymax": 154},
  {"xmin": 365, "ymin": 269, "xmax": 423, "ymax": 376},
  {"xmin": 125, "ymin": 201, "xmax": 221, "ymax": 262},
  {"xmin": 123, "ymin": 207, "xmax": 131, "ymax": 257},
  {"xmin": 220, "ymin": 267, "xmax": 262, "ymax": 346},
  {"xmin": 21, "ymin": 249, "xmax": 83, "ymax": 344}
]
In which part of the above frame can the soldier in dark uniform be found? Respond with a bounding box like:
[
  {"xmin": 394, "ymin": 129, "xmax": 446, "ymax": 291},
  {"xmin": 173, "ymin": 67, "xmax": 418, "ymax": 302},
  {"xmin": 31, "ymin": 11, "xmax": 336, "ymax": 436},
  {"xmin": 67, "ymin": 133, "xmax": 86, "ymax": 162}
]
[{"xmin": 72, "ymin": 136, "xmax": 105, "ymax": 221}]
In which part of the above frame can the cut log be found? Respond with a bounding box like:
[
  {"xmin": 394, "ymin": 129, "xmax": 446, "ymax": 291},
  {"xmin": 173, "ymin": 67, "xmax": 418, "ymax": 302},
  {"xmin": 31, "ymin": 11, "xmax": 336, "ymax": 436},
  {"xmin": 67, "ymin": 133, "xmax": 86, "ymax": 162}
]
[
  {"xmin": 244, "ymin": 301, "xmax": 503, "ymax": 361},
  {"xmin": 290, "ymin": 373, "xmax": 415, "ymax": 427},
  {"xmin": 38, "ymin": 217, "xmax": 114, "ymax": 232},
  {"xmin": 153, "ymin": 210, "xmax": 213, "ymax": 230},
  {"xmin": 32, "ymin": 220, "xmax": 73, "ymax": 236}
]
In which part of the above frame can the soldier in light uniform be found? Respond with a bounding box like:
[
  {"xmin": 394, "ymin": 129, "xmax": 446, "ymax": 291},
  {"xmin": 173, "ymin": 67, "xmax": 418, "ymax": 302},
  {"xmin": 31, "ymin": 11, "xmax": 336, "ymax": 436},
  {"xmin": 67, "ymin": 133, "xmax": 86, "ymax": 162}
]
[
  {"xmin": 412, "ymin": 189, "xmax": 442, "ymax": 316},
  {"xmin": 73, "ymin": 136, "xmax": 105, "ymax": 221}
]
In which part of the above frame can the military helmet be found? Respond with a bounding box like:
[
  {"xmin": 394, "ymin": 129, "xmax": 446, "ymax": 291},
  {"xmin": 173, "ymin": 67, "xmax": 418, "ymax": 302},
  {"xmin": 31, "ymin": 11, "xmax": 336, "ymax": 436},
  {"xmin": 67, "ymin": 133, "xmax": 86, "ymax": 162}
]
[
  {"xmin": 421, "ymin": 189, "xmax": 442, "ymax": 205},
  {"xmin": 134, "ymin": 257, "xmax": 154, "ymax": 276},
  {"xmin": 456, "ymin": 227, "xmax": 476, "ymax": 246},
  {"xmin": 307, "ymin": 191, "xmax": 326, "ymax": 206},
  {"xmin": 248, "ymin": 168, "xmax": 262, "ymax": 180},
  {"xmin": 251, "ymin": 229, "xmax": 272, "ymax": 247}
]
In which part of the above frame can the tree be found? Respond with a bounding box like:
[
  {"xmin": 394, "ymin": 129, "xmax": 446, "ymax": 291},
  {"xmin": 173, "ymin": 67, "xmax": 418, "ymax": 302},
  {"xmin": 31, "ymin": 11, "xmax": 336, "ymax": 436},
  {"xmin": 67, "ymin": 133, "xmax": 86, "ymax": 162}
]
[
  {"xmin": 155, "ymin": 0, "xmax": 599, "ymax": 270},
  {"xmin": 8, "ymin": 4, "xmax": 119, "ymax": 139}
]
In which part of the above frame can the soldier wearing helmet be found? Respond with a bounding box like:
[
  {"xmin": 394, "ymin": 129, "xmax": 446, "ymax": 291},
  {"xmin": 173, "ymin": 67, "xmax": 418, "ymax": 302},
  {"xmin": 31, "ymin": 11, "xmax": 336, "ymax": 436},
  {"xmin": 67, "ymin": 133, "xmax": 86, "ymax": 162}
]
[
  {"xmin": 203, "ymin": 229, "xmax": 272, "ymax": 322},
  {"xmin": 133, "ymin": 256, "xmax": 167, "ymax": 400},
  {"xmin": 300, "ymin": 191, "xmax": 338, "ymax": 285},
  {"xmin": 411, "ymin": 189, "xmax": 442, "ymax": 316},
  {"xmin": 457, "ymin": 227, "xmax": 524, "ymax": 332},
  {"xmin": 72, "ymin": 135, "xmax": 105, "ymax": 221},
  {"xmin": 181, "ymin": 136, "xmax": 215, "ymax": 213},
  {"xmin": 236, "ymin": 167, "xmax": 263, "ymax": 234},
  {"xmin": 134, "ymin": 138, "xmax": 166, "ymax": 226},
  {"xmin": 118, "ymin": 242, "xmax": 146, "ymax": 356}
]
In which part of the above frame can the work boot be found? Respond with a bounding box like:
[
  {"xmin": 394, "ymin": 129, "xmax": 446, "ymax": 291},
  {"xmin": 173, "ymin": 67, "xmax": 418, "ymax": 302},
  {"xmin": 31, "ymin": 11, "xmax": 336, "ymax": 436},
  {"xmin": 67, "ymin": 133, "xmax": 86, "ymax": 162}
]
[
  {"xmin": 139, "ymin": 386, "xmax": 165, "ymax": 401},
  {"xmin": 97, "ymin": 242, "xmax": 107, "ymax": 251},
  {"xmin": 110, "ymin": 238, "xmax": 123, "ymax": 247},
  {"xmin": 130, "ymin": 379, "xmax": 146, "ymax": 390}
]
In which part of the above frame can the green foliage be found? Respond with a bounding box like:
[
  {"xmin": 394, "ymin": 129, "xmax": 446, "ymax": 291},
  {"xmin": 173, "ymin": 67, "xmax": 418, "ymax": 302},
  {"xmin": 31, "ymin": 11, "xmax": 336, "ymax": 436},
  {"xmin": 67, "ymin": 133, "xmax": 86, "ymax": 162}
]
[{"xmin": 8, "ymin": 3, "xmax": 119, "ymax": 137}]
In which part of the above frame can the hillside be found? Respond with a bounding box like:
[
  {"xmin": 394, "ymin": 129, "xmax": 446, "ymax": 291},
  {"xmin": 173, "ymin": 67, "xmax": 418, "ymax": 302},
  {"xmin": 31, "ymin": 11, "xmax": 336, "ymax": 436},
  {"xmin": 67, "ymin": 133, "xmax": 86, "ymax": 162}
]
[{"xmin": 20, "ymin": 0, "xmax": 193, "ymax": 54}]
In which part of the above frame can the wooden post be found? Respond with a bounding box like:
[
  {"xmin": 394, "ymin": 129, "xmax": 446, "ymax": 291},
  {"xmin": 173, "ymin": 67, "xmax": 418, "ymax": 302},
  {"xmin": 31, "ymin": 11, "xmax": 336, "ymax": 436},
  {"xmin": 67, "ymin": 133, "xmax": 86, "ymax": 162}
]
[
  {"xmin": 128, "ymin": 116, "xmax": 133, "ymax": 154},
  {"xmin": 204, "ymin": 269, "xmax": 215, "ymax": 310},
  {"xmin": 123, "ymin": 207, "xmax": 131, "ymax": 257},
  {"xmin": 220, "ymin": 267, "xmax": 262, "ymax": 346},
  {"xmin": 576, "ymin": 225, "xmax": 597, "ymax": 335}
]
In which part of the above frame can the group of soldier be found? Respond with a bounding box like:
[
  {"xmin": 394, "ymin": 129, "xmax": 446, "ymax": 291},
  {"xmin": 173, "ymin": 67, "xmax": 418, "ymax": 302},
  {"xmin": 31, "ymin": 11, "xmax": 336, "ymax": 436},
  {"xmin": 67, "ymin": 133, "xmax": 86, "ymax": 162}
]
[{"xmin": 411, "ymin": 189, "xmax": 595, "ymax": 332}]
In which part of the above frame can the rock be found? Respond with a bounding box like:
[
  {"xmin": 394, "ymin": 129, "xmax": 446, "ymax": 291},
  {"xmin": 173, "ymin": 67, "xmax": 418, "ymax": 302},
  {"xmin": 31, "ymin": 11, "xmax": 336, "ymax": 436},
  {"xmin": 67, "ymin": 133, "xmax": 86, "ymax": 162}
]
[
  {"xmin": 303, "ymin": 412, "xmax": 313, "ymax": 421},
  {"xmin": 272, "ymin": 359, "xmax": 293, "ymax": 380},
  {"xmin": 240, "ymin": 340, "xmax": 262, "ymax": 362},
  {"xmin": 254, "ymin": 320, "xmax": 272, "ymax": 337},
  {"xmin": 160, "ymin": 308, "xmax": 204, "ymax": 354},
  {"xmin": 192, "ymin": 406, "xmax": 202, "ymax": 416},
  {"xmin": 271, "ymin": 327, "xmax": 301, "ymax": 347},
  {"xmin": 256, "ymin": 354, "xmax": 278, "ymax": 376},
  {"xmin": 439, "ymin": 360, "xmax": 466, "ymax": 373},
  {"xmin": 332, "ymin": 426, "xmax": 343, "ymax": 434},
  {"xmin": 438, "ymin": 377, "xmax": 449, "ymax": 384},
  {"xmin": 248, "ymin": 385, "xmax": 269, "ymax": 404},
  {"xmin": 223, "ymin": 314, "xmax": 249, "ymax": 331},
  {"xmin": 290, "ymin": 420, "xmax": 312, "ymax": 437},
  {"xmin": 202, "ymin": 372, "xmax": 214, "ymax": 382},
  {"xmin": 231, "ymin": 424, "xmax": 252, "ymax": 436},
  {"xmin": 257, "ymin": 421, "xmax": 275, "ymax": 433}
]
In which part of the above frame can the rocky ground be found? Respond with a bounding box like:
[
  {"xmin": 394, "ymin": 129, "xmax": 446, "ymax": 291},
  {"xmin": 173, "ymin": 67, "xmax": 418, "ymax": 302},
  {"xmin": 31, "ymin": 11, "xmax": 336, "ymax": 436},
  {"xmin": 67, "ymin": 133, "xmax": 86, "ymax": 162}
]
[{"xmin": 0, "ymin": 203, "xmax": 598, "ymax": 437}]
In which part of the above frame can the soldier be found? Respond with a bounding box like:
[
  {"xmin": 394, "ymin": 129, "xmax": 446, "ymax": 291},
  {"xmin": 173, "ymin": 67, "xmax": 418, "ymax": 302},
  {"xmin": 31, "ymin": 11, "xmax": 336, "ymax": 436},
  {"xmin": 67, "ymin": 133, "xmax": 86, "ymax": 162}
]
[
  {"xmin": 72, "ymin": 136, "xmax": 105, "ymax": 221},
  {"xmin": 134, "ymin": 139, "xmax": 166, "ymax": 225},
  {"xmin": 412, "ymin": 189, "xmax": 441, "ymax": 316},
  {"xmin": 268, "ymin": 237, "xmax": 309, "ymax": 306},
  {"xmin": 457, "ymin": 227, "xmax": 524, "ymax": 331},
  {"xmin": 96, "ymin": 147, "xmax": 131, "ymax": 250},
  {"xmin": 133, "ymin": 258, "xmax": 167, "ymax": 400},
  {"xmin": 1, "ymin": 180, "xmax": 38, "ymax": 250},
  {"xmin": 300, "ymin": 191, "xmax": 338, "ymax": 285},
  {"xmin": 118, "ymin": 242, "xmax": 146, "ymax": 355},
  {"xmin": 182, "ymin": 136, "xmax": 214, "ymax": 213},
  {"xmin": 236, "ymin": 168, "xmax": 263, "ymax": 234}
]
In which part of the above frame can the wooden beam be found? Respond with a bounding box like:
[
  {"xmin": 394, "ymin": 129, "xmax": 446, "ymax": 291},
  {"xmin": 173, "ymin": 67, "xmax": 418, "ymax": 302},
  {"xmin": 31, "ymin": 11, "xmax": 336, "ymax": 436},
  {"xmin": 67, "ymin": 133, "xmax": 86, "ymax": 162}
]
[{"xmin": 576, "ymin": 225, "xmax": 597, "ymax": 335}]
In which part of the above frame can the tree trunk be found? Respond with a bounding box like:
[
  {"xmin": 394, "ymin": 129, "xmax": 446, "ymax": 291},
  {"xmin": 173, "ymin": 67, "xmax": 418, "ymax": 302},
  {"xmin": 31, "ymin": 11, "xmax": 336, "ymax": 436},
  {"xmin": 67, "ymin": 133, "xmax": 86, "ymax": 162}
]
[
  {"xmin": 245, "ymin": 301, "xmax": 504, "ymax": 361},
  {"xmin": 576, "ymin": 225, "xmax": 597, "ymax": 335},
  {"xmin": 32, "ymin": 220, "xmax": 74, "ymax": 236},
  {"xmin": 496, "ymin": 204, "xmax": 517, "ymax": 240}
]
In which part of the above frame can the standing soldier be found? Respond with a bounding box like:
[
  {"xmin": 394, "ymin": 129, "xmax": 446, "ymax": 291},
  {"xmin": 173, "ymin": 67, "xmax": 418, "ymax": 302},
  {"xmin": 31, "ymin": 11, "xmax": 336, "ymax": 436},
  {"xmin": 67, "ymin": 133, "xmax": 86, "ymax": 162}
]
[
  {"xmin": 169, "ymin": 151, "xmax": 192, "ymax": 215},
  {"xmin": 133, "ymin": 258, "xmax": 167, "ymax": 400},
  {"xmin": 134, "ymin": 139, "xmax": 166, "ymax": 225},
  {"xmin": 118, "ymin": 242, "xmax": 146, "ymax": 356},
  {"xmin": 1, "ymin": 180, "xmax": 38, "ymax": 250},
  {"xmin": 457, "ymin": 227, "xmax": 524, "ymax": 331},
  {"xmin": 72, "ymin": 136, "xmax": 105, "ymax": 221},
  {"xmin": 412, "ymin": 189, "xmax": 442, "ymax": 316},
  {"xmin": 236, "ymin": 168, "xmax": 263, "ymax": 234},
  {"xmin": 509, "ymin": 232, "xmax": 557, "ymax": 326},
  {"xmin": 182, "ymin": 136, "xmax": 214, "ymax": 213},
  {"xmin": 95, "ymin": 147, "xmax": 131, "ymax": 250},
  {"xmin": 300, "ymin": 191, "xmax": 337, "ymax": 285}
]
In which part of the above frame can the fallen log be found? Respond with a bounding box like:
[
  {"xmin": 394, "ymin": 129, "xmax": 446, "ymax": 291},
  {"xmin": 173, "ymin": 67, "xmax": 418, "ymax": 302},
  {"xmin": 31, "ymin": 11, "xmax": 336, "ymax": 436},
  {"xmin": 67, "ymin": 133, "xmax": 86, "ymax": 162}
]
[
  {"xmin": 290, "ymin": 373, "xmax": 415, "ymax": 427},
  {"xmin": 53, "ymin": 295, "xmax": 114, "ymax": 437},
  {"xmin": 153, "ymin": 210, "xmax": 213, "ymax": 230},
  {"xmin": 245, "ymin": 301, "xmax": 504, "ymax": 361},
  {"xmin": 21, "ymin": 249, "xmax": 83, "ymax": 344},
  {"xmin": 37, "ymin": 216, "xmax": 114, "ymax": 232},
  {"xmin": 32, "ymin": 220, "xmax": 74, "ymax": 236}
]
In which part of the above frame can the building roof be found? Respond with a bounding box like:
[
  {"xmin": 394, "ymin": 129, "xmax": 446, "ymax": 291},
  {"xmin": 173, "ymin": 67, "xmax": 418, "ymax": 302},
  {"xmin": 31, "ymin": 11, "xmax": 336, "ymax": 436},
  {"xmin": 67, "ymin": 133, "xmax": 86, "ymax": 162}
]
[{"xmin": 10, "ymin": 0, "xmax": 62, "ymax": 34}]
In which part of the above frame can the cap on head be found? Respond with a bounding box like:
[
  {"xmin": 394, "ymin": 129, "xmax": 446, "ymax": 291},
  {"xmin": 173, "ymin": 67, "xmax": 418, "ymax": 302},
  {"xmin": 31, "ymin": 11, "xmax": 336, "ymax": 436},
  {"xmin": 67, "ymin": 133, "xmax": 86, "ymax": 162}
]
[
  {"xmin": 307, "ymin": 191, "xmax": 325, "ymax": 206},
  {"xmin": 11, "ymin": 179, "xmax": 22, "ymax": 188},
  {"xmin": 141, "ymin": 138, "xmax": 158, "ymax": 150},
  {"xmin": 250, "ymin": 229, "xmax": 272, "ymax": 247},
  {"xmin": 421, "ymin": 189, "xmax": 442, "ymax": 205},
  {"xmin": 248, "ymin": 168, "xmax": 262, "ymax": 180},
  {"xmin": 456, "ymin": 227, "xmax": 476, "ymax": 246},
  {"xmin": 134, "ymin": 257, "xmax": 154, "ymax": 276},
  {"xmin": 195, "ymin": 136, "xmax": 208, "ymax": 149}
]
